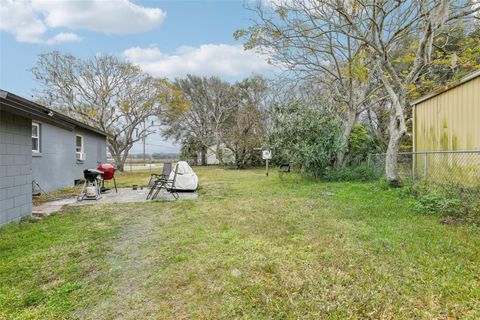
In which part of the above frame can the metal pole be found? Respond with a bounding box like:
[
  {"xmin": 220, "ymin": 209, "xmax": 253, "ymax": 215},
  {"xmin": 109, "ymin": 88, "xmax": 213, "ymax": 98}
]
[
  {"xmin": 266, "ymin": 159, "xmax": 269, "ymax": 176},
  {"xmin": 423, "ymin": 153, "xmax": 428, "ymax": 179},
  {"xmin": 412, "ymin": 153, "xmax": 415, "ymax": 181},
  {"xmin": 143, "ymin": 135, "xmax": 146, "ymax": 166},
  {"xmin": 143, "ymin": 120, "xmax": 146, "ymax": 166}
]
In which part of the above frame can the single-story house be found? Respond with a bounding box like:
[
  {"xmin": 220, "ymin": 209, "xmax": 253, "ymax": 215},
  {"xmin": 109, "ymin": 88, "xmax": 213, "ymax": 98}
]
[
  {"xmin": 198, "ymin": 144, "xmax": 235, "ymax": 165},
  {"xmin": 1, "ymin": 90, "xmax": 107, "ymax": 226},
  {"xmin": 412, "ymin": 70, "xmax": 480, "ymax": 183}
]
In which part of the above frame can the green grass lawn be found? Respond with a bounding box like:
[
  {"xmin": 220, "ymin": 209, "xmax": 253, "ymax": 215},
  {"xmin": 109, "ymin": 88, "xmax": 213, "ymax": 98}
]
[{"xmin": 1, "ymin": 167, "xmax": 479, "ymax": 319}]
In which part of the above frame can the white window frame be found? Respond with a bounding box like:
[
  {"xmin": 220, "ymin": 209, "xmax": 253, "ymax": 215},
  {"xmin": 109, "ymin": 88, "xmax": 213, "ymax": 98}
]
[
  {"xmin": 32, "ymin": 122, "xmax": 40, "ymax": 153},
  {"xmin": 76, "ymin": 134, "xmax": 84, "ymax": 154}
]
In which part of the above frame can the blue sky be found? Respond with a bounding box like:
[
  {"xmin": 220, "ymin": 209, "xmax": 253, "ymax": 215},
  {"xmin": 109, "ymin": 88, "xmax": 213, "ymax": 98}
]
[{"xmin": 0, "ymin": 0, "xmax": 274, "ymax": 153}]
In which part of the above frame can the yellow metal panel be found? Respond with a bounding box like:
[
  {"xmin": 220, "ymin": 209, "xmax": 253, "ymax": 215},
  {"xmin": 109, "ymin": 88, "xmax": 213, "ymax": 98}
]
[
  {"xmin": 414, "ymin": 76, "xmax": 480, "ymax": 152},
  {"xmin": 413, "ymin": 75, "xmax": 480, "ymax": 185}
]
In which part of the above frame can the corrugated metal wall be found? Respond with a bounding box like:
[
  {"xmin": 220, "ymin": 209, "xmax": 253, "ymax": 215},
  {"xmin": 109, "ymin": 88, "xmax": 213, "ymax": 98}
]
[
  {"xmin": 414, "ymin": 75, "xmax": 480, "ymax": 152},
  {"xmin": 413, "ymin": 75, "xmax": 480, "ymax": 184}
]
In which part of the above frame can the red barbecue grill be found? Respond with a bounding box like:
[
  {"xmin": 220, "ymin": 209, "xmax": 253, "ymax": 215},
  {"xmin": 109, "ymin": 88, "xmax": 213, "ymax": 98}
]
[{"xmin": 97, "ymin": 163, "xmax": 117, "ymax": 193}]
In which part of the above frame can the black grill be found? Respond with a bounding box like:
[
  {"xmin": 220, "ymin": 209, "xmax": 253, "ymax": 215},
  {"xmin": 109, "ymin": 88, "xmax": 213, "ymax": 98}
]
[{"xmin": 83, "ymin": 169, "xmax": 103, "ymax": 182}]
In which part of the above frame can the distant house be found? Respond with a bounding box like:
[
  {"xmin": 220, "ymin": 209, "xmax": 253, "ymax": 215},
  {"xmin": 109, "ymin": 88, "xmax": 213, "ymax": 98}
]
[
  {"xmin": 1, "ymin": 90, "xmax": 107, "ymax": 226},
  {"xmin": 412, "ymin": 70, "xmax": 480, "ymax": 183},
  {"xmin": 198, "ymin": 144, "xmax": 235, "ymax": 165}
]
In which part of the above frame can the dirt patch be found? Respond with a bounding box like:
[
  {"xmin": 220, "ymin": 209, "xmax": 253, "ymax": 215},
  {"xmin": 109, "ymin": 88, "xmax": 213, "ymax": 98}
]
[{"xmin": 75, "ymin": 211, "xmax": 159, "ymax": 319}]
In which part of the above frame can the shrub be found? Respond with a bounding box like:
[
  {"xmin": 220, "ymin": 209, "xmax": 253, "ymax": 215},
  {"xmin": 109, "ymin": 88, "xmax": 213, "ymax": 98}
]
[
  {"xmin": 405, "ymin": 181, "xmax": 480, "ymax": 225},
  {"xmin": 414, "ymin": 193, "xmax": 461, "ymax": 216},
  {"xmin": 268, "ymin": 102, "xmax": 343, "ymax": 177},
  {"xmin": 346, "ymin": 124, "xmax": 381, "ymax": 165}
]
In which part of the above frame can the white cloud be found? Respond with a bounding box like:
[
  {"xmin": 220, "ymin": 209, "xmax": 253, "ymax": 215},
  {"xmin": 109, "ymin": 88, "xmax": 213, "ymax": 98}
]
[
  {"xmin": 32, "ymin": 0, "xmax": 166, "ymax": 35},
  {"xmin": 45, "ymin": 32, "xmax": 82, "ymax": 45},
  {"xmin": 0, "ymin": 0, "xmax": 165, "ymax": 44},
  {"xmin": 0, "ymin": 0, "xmax": 47, "ymax": 43},
  {"xmin": 123, "ymin": 44, "xmax": 277, "ymax": 79}
]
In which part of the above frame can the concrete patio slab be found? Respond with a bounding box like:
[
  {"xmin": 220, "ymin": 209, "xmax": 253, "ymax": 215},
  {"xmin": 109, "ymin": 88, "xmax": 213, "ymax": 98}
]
[
  {"xmin": 32, "ymin": 198, "xmax": 77, "ymax": 217},
  {"xmin": 72, "ymin": 188, "xmax": 198, "ymax": 206},
  {"xmin": 32, "ymin": 188, "xmax": 198, "ymax": 216}
]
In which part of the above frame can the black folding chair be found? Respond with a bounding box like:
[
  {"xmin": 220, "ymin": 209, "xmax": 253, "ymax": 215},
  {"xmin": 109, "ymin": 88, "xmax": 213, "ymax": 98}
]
[
  {"xmin": 146, "ymin": 162, "xmax": 172, "ymax": 200},
  {"xmin": 151, "ymin": 163, "xmax": 179, "ymax": 200}
]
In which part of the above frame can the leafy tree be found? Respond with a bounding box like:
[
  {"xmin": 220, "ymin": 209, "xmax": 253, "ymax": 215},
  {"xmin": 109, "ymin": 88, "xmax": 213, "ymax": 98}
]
[
  {"xmin": 330, "ymin": 0, "xmax": 478, "ymax": 186},
  {"xmin": 346, "ymin": 124, "xmax": 381, "ymax": 165},
  {"xmin": 31, "ymin": 51, "xmax": 179, "ymax": 171},
  {"xmin": 222, "ymin": 77, "xmax": 269, "ymax": 168},
  {"xmin": 268, "ymin": 102, "xmax": 343, "ymax": 177},
  {"xmin": 362, "ymin": 26, "xmax": 479, "ymax": 156},
  {"xmin": 235, "ymin": 1, "xmax": 384, "ymax": 167},
  {"xmin": 178, "ymin": 137, "xmax": 203, "ymax": 165},
  {"xmin": 410, "ymin": 27, "xmax": 480, "ymax": 98},
  {"xmin": 239, "ymin": 0, "xmax": 478, "ymax": 186}
]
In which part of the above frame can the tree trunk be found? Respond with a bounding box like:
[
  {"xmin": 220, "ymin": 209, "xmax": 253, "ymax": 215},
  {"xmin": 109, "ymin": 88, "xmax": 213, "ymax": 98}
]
[
  {"xmin": 237, "ymin": 147, "xmax": 248, "ymax": 169},
  {"xmin": 200, "ymin": 146, "xmax": 207, "ymax": 166},
  {"xmin": 215, "ymin": 142, "xmax": 224, "ymax": 165},
  {"xmin": 120, "ymin": 149, "xmax": 131, "ymax": 173},
  {"xmin": 374, "ymin": 60, "xmax": 408, "ymax": 187},
  {"xmin": 213, "ymin": 129, "xmax": 224, "ymax": 166},
  {"xmin": 367, "ymin": 107, "xmax": 388, "ymax": 151},
  {"xmin": 112, "ymin": 153, "xmax": 124, "ymax": 172},
  {"xmin": 233, "ymin": 145, "xmax": 245, "ymax": 169},
  {"xmin": 335, "ymin": 109, "xmax": 359, "ymax": 167},
  {"xmin": 385, "ymin": 98, "xmax": 407, "ymax": 187},
  {"xmin": 109, "ymin": 143, "xmax": 132, "ymax": 172},
  {"xmin": 108, "ymin": 139, "xmax": 126, "ymax": 172},
  {"xmin": 108, "ymin": 143, "xmax": 125, "ymax": 172},
  {"xmin": 116, "ymin": 162, "xmax": 124, "ymax": 172}
]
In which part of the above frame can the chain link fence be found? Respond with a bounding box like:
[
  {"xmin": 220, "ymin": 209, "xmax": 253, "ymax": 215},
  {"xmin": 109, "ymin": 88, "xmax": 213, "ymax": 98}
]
[
  {"xmin": 368, "ymin": 150, "xmax": 480, "ymax": 187},
  {"xmin": 107, "ymin": 155, "xmax": 179, "ymax": 172}
]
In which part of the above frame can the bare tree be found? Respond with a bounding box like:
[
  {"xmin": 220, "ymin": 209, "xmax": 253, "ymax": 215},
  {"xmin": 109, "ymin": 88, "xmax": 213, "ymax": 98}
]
[
  {"xmin": 31, "ymin": 51, "xmax": 175, "ymax": 171},
  {"xmin": 161, "ymin": 75, "xmax": 237, "ymax": 165},
  {"xmin": 239, "ymin": 0, "xmax": 478, "ymax": 185},
  {"xmin": 205, "ymin": 78, "xmax": 239, "ymax": 165},
  {"xmin": 235, "ymin": 1, "xmax": 382, "ymax": 166},
  {"xmin": 331, "ymin": 0, "xmax": 478, "ymax": 185}
]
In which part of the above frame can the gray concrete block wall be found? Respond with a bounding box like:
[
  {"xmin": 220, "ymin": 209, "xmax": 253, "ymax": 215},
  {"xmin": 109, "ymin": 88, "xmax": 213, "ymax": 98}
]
[
  {"xmin": 73, "ymin": 127, "xmax": 107, "ymax": 178},
  {"xmin": 31, "ymin": 122, "xmax": 77, "ymax": 192},
  {"xmin": 31, "ymin": 123, "xmax": 107, "ymax": 192},
  {"xmin": 0, "ymin": 111, "xmax": 32, "ymax": 226}
]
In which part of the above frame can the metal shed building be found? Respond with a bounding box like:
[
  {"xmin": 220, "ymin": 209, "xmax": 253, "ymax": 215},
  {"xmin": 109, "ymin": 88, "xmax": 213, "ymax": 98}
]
[{"xmin": 412, "ymin": 70, "xmax": 480, "ymax": 184}]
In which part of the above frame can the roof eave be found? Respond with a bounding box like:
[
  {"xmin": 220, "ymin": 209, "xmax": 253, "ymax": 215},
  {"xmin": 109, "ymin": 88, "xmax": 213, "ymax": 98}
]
[{"xmin": 0, "ymin": 90, "xmax": 107, "ymax": 136}]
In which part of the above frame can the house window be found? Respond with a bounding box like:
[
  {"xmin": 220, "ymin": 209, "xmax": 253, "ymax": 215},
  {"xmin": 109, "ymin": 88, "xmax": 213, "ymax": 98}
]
[
  {"xmin": 76, "ymin": 135, "xmax": 84, "ymax": 153},
  {"xmin": 32, "ymin": 122, "xmax": 40, "ymax": 153},
  {"xmin": 76, "ymin": 135, "xmax": 85, "ymax": 161}
]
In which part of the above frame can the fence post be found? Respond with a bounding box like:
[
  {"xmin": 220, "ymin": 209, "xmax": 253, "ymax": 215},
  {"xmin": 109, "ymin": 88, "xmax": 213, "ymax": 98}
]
[
  {"xmin": 411, "ymin": 153, "xmax": 415, "ymax": 181},
  {"xmin": 423, "ymin": 153, "xmax": 428, "ymax": 179}
]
